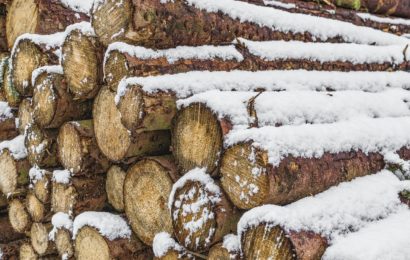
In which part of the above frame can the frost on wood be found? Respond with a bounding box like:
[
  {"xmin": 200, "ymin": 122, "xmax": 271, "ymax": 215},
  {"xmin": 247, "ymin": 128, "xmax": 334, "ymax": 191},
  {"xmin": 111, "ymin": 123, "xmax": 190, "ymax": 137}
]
[
  {"xmin": 238, "ymin": 170, "xmax": 410, "ymax": 243},
  {"xmin": 72, "ymin": 212, "xmax": 131, "ymax": 240}
]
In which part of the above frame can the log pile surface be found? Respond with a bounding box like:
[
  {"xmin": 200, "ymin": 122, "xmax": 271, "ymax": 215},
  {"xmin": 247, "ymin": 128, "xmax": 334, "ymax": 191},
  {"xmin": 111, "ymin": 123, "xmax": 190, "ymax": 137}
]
[{"xmin": 0, "ymin": 0, "xmax": 410, "ymax": 259}]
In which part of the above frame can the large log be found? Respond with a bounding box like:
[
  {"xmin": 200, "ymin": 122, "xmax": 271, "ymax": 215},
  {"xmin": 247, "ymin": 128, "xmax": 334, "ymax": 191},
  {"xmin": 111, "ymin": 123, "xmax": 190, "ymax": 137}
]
[
  {"xmin": 0, "ymin": 149, "xmax": 30, "ymax": 195},
  {"xmin": 30, "ymin": 222, "xmax": 56, "ymax": 256},
  {"xmin": 17, "ymin": 98, "xmax": 34, "ymax": 135},
  {"xmin": 6, "ymin": 0, "xmax": 88, "ymax": 49},
  {"xmin": 32, "ymin": 66, "xmax": 92, "ymax": 129},
  {"xmin": 91, "ymin": 0, "xmax": 407, "ymax": 48},
  {"xmin": 169, "ymin": 168, "xmax": 240, "ymax": 252},
  {"xmin": 124, "ymin": 156, "xmax": 178, "ymax": 245},
  {"xmin": 93, "ymin": 86, "xmax": 171, "ymax": 162},
  {"xmin": 57, "ymin": 120, "xmax": 109, "ymax": 175},
  {"xmin": 8, "ymin": 199, "xmax": 31, "ymax": 233},
  {"xmin": 25, "ymin": 124, "xmax": 59, "ymax": 168},
  {"xmin": 51, "ymin": 174, "xmax": 106, "ymax": 216},
  {"xmin": 61, "ymin": 23, "xmax": 104, "ymax": 100}
]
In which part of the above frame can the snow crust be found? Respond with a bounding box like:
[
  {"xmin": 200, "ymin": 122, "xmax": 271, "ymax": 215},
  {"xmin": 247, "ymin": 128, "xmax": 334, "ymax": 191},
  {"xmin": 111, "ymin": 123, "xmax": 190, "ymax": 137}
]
[
  {"xmin": 52, "ymin": 170, "xmax": 72, "ymax": 184},
  {"xmin": 238, "ymin": 38, "xmax": 409, "ymax": 64},
  {"xmin": 59, "ymin": 0, "xmax": 96, "ymax": 15},
  {"xmin": 174, "ymin": 0, "xmax": 409, "ymax": 45},
  {"xmin": 238, "ymin": 171, "xmax": 410, "ymax": 242},
  {"xmin": 178, "ymin": 89, "xmax": 410, "ymax": 127},
  {"xmin": 222, "ymin": 234, "xmax": 241, "ymax": 253},
  {"xmin": 358, "ymin": 13, "xmax": 410, "ymax": 26},
  {"xmin": 0, "ymin": 135, "xmax": 27, "ymax": 160},
  {"xmin": 225, "ymin": 116, "xmax": 410, "ymax": 166},
  {"xmin": 72, "ymin": 212, "xmax": 131, "ymax": 240},
  {"xmin": 263, "ymin": 0, "xmax": 295, "ymax": 9},
  {"xmin": 49, "ymin": 212, "xmax": 73, "ymax": 241},
  {"xmin": 29, "ymin": 166, "xmax": 47, "ymax": 184},
  {"xmin": 153, "ymin": 232, "xmax": 183, "ymax": 257},
  {"xmin": 323, "ymin": 208, "xmax": 410, "ymax": 260},
  {"xmin": 31, "ymin": 65, "xmax": 64, "ymax": 86},
  {"xmin": 116, "ymin": 70, "xmax": 410, "ymax": 103},
  {"xmin": 0, "ymin": 102, "xmax": 13, "ymax": 122}
]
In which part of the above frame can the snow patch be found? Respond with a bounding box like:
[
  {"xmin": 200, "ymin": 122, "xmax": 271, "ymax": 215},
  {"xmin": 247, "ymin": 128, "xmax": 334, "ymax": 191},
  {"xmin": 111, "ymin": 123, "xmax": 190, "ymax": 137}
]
[
  {"xmin": 52, "ymin": 170, "xmax": 72, "ymax": 184},
  {"xmin": 59, "ymin": 0, "xmax": 96, "ymax": 15},
  {"xmin": 29, "ymin": 166, "xmax": 47, "ymax": 184},
  {"xmin": 49, "ymin": 212, "xmax": 73, "ymax": 241},
  {"xmin": 263, "ymin": 0, "xmax": 295, "ymax": 9},
  {"xmin": 358, "ymin": 13, "xmax": 410, "ymax": 26},
  {"xmin": 0, "ymin": 135, "xmax": 27, "ymax": 160},
  {"xmin": 153, "ymin": 232, "xmax": 183, "ymax": 257},
  {"xmin": 0, "ymin": 102, "xmax": 13, "ymax": 122}
]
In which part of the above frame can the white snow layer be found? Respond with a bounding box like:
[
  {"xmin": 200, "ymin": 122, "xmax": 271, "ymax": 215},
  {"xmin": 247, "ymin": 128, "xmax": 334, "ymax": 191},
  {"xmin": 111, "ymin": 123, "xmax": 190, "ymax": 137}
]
[
  {"xmin": 222, "ymin": 234, "xmax": 241, "ymax": 253},
  {"xmin": 116, "ymin": 70, "xmax": 410, "ymax": 103},
  {"xmin": 263, "ymin": 0, "xmax": 295, "ymax": 9},
  {"xmin": 49, "ymin": 212, "xmax": 73, "ymax": 241},
  {"xmin": 237, "ymin": 38, "xmax": 410, "ymax": 64},
  {"xmin": 0, "ymin": 135, "xmax": 27, "ymax": 160},
  {"xmin": 72, "ymin": 212, "xmax": 131, "ymax": 240},
  {"xmin": 358, "ymin": 13, "xmax": 410, "ymax": 26},
  {"xmin": 59, "ymin": 0, "xmax": 96, "ymax": 15},
  {"xmin": 238, "ymin": 171, "xmax": 410, "ymax": 242},
  {"xmin": 52, "ymin": 169, "xmax": 72, "ymax": 184},
  {"xmin": 0, "ymin": 102, "xmax": 13, "ymax": 121},
  {"xmin": 178, "ymin": 89, "xmax": 410, "ymax": 127},
  {"xmin": 29, "ymin": 166, "xmax": 47, "ymax": 183},
  {"xmin": 153, "ymin": 232, "xmax": 183, "ymax": 257},
  {"xmin": 224, "ymin": 116, "xmax": 410, "ymax": 166},
  {"xmin": 323, "ymin": 208, "xmax": 410, "ymax": 260},
  {"xmin": 31, "ymin": 65, "xmax": 64, "ymax": 86},
  {"xmin": 170, "ymin": 0, "xmax": 409, "ymax": 45}
]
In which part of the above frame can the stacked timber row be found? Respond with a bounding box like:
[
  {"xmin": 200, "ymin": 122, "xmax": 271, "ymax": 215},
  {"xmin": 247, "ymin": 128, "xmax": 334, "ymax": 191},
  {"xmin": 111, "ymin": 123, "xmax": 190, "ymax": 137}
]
[{"xmin": 0, "ymin": 0, "xmax": 410, "ymax": 259}]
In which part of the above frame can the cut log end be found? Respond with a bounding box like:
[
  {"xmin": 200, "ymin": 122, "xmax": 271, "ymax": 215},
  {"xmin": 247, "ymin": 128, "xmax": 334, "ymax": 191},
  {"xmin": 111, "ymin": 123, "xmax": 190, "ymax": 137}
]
[
  {"xmin": 19, "ymin": 243, "xmax": 38, "ymax": 260},
  {"xmin": 220, "ymin": 143, "xmax": 270, "ymax": 210},
  {"xmin": 57, "ymin": 122, "xmax": 84, "ymax": 174},
  {"xmin": 172, "ymin": 103, "xmax": 223, "ymax": 175},
  {"xmin": 18, "ymin": 98, "xmax": 34, "ymax": 135},
  {"xmin": 55, "ymin": 228, "xmax": 74, "ymax": 259},
  {"xmin": 32, "ymin": 172, "xmax": 51, "ymax": 204},
  {"xmin": 106, "ymin": 165, "xmax": 126, "ymax": 212},
  {"xmin": 105, "ymin": 50, "xmax": 129, "ymax": 91},
  {"xmin": 31, "ymin": 222, "xmax": 55, "ymax": 256},
  {"xmin": 62, "ymin": 30, "xmax": 102, "ymax": 100},
  {"xmin": 26, "ymin": 193, "xmax": 47, "ymax": 223},
  {"xmin": 0, "ymin": 150, "xmax": 29, "ymax": 195},
  {"xmin": 117, "ymin": 85, "xmax": 144, "ymax": 131},
  {"xmin": 91, "ymin": 0, "xmax": 132, "ymax": 46},
  {"xmin": 32, "ymin": 72, "xmax": 59, "ymax": 128},
  {"xmin": 75, "ymin": 227, "xmax": 110, "ymax": 260},
  {"xmin": 6, "ymin": 0, "xmax": 39, "ymax": 49},
  {"xmin": 9, "ymin": 199, "xmax": 31, "ymax": 233},
  {"xmin": 25, "ymin": 124, "xmax": 58, "ymax": 167},
  {"xmin": 124, "ymin": 159, "xmax": 174, "ymax": 245},
  {"xmin": 51, "ymin": 182, "xmax": 75, "ymax": 215}
]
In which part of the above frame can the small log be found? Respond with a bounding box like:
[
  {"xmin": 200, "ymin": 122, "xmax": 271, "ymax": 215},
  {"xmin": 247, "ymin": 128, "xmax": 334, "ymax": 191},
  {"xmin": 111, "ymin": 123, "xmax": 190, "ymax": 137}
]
[
  {"xmin": 3, "ymin": 58, "xmax": 20, "ymax": 107},
  {"xmin": 1, "ymin": 239, "xmax": 27, "ymax": 260},
  {"xmin": 51, "ymin": 175, "xmax": 106, "ymax": 216},
  {"xmin": 124, "ymin": 156, "xmax": 178, "ymax": 245},
  {"xmin": 170, "ymin": 169, "xmax": 240, "ymax": 252},
  {"xmin": 0, "ymin": 149, "xmax": 30, "ymax": 195},
  {"xmin": 62, "ymin": 25, "xmax": 104, "ymax": 100},
  {"xmin": 54, "ymin": 228, "xmax": 73, "ymax": 259},
  {"xmin": 17, "ymin": 98, "xmax": 34, "ymax": 135},
  {"xmin": 32, "ymin": 68, "xmax": 92, "ymax": 129},
  {"xmin": 0, "ymin": 117, "xmax": 18, "ymax": 141},
  {"xmin": 25, "ymin": 193, "xmax": 50, "ymax": 223},
  {"xmin": 57, "ymin": 120, "xmax": 109, "ymax": 175},
  {"xmin": 30, "ymin": 222, "xmax": 56, "ymax": 256},
  {"xmin": 208, "ymin": 242, "xmax": 241, "ymax": 260},
  {"xmin": 74, "ymin": 226, "xmax": 151, "ymax": 260},
  {"xmin": 0, "ymin": 213, "xmax": 25, "ymax": 243},
  {"xmin": 19, "ymin": 243, "xmax": 38, "ymax": 260},
  {"xmin": 10, "ymin": 37, "xmax": 59, "ymax": 96},
  {"xmin": 25, "ymin": 124, "xmax": 59, "ymax": 168},
  {"xmin": 6, "ymin": 0, "xmax": 88, "ymax": 49},
  {"xmin": 93, "ymin": 86, "xmax": 171, "ymax": 162},
  {"xmin": 364, "ymin": 0, "xmax": 410, "ymax": 18},
  {"xmin": 8, "ymin": 199, "xmax": 31, "ymax": 233},
  {"xmin": 30, "ymin": 169, "xmax": 52, "ymax": 204},
  {"xmin": 105, "ymin": 165, "xmax": 126, "ymax": 212}
]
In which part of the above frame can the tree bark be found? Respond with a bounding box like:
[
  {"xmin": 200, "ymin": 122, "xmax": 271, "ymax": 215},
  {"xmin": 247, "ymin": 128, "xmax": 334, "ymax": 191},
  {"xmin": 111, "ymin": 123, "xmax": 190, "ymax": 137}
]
[
  {"xmin": 57, "ymin": 120, "xmax": 110, "ymax": 175},
  {"xmin": 0, "ymin": 213, "xmax": 25, "ymax": 243},
  {"xmin": 364, "ymin": 0, "xmax": 410, "ymax": 18},
  {"xmin": 51, "ymin": 175, "xmax": 106, "ymax": 216},
  {"xmin": 124, "ymin": 156, "xmax": 179, "ymax": 246},
  {"xmin": 10, "ymin": 38, "xmax": 59, "ymax": 96},
  {"xmin": 0, "ymin": 117, "xmax": 18, "ymax": 141},
  {"xmin": 0, "ymin": 150, "xmax": 30, "ymax": 195},
  {"xmin": 92, "ymin": 0, "xmax": 347, "ymax": 48},
  {"xmin": 30, "ymin": 222, "xmax": 56, "ymax": 256},
  {"xmin": 32, "ymin": 70, "xmax": 92, "ymax": 129},
  {"xmin": 3, "ymin": 57, "xmax": 20, "ymax": 107},
  {"xmin": 219, "ymin": 143, "xmax": 408, "ymax": 209},
  {"xmin": 170, "ymin": 179, "xmax": 240, "ymax": 252},
  {"xmin": 6, "ymin": 0, "xmax": 89, "ymax": 49},
  {"xmin": 17, "ymin": 98, "xmax": 34, "ymax": 135},
  {"xmin": 0, "ymin": 3, "xmax": 7, "ymax": 52},
  {"xmin": 106, "ymin": 165, "xmax": 127, "ymax": 212},
  {"xmin": 62, "ymin": 28, "xmax": 104, "ymax": 100},
  {"xmin": 8, "ymin": 199, "xmax": 31, "ymax": 233},
  {"xmin": 74, "ymin": 226, "xmax": 152, "ymax": 260},
  {"xmin": 25, "ymin": 124, "xmax": 59, "ymax": 168},
  {"xmin": 93, "ymin": 86, "xmax": 171, "ymax": 162},
  {"xmin": 1, "ymin": 239, "xmax": 28, "ymax": 260}
]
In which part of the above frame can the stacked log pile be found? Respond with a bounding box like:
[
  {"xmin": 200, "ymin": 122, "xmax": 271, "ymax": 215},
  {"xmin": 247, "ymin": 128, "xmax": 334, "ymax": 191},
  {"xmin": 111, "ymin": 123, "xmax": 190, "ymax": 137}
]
[{"xmin": 0, "ymin": 0, "xmax": 410, "ymax": 259}]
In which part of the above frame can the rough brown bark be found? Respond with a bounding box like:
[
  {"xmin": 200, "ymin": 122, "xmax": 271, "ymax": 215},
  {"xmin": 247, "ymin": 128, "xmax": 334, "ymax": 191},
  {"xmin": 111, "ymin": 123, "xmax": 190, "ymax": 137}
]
[
  {"xmin": 364, "ymin": 0, "xmax": 410, "ymax": 18},
  {"xmin": 17, "ymin": 98, "xmax": 34, "ymax": 135},
  {"xmin": 30, "ymin": 222, "xmax": 56, "ymax": 256},
  {"xmin": 0, "ymin": 117, "xmax": 18, "ymax": 141},
  {"xmin": 124, "ymin": 156, "xmax": 179, "ymax": 245},
  {"xmin": 92, "ymin": 0, "xmax": 349, "ymax": 48},
  {"xmin": 1, "ymin": 239, "xmax": 28, "ymax": 260},
  {"xmin": 74, "ymin": 226, "xmax": 152, "ymax": 260},
  {"xmin": 6, "ymin": 0, "xmax": 89, "ymax": 49},
  {"xmin": 93, "ymin": 86, "xmax": 171, "ymax": 162},
  {"xmin": 51, "ymin": 175, "xmax": 106, "ymax": 216},
  {"xmin": 10, "ymin": 38, "xmax": 59, "ymax": 96},
  {"xmin": 170, "ymin": 180, "xmax": 240, "ymax": 252},
  {"xmin": 0, "ymin": 213, "xmax": 25, "ymax": 243},
  {"xmin": 62, "ymin": 28, "xmax": 104, "ymax": 100},
  {"xmin": 8, "ymin": 199, "xmax": 31, "ymax": 233},
  {"xmin": 0, "ymin": 150, "xmax": 30, "ymax": 195},
  {"xmin": 32, "ymin": 70, "xmax": 92, "ymax": 129},
  {"xmin": 57, "ymin": 120, "xmax": 110, "ymax": 175},
  {"xmin": 3, "ymin": 57, "xmax": 20, "ymax": 107},
  {"xmin": 0, "ymin": 4, "xmax": 7, "ymax": 52},
  {"xmin": 220, "ymin": 143, "xmax": 402, "ymax": 209},
  {"xmin": 25, "ymin": 124, "xmax": 59, "ymax": 168}
]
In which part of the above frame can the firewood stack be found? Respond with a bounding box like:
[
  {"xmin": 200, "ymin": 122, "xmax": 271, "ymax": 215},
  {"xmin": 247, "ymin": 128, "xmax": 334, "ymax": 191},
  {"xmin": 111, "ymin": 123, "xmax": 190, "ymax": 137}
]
[{"xmin": 1, "ymin": 0, "xmax": 410, "ymax": 259}]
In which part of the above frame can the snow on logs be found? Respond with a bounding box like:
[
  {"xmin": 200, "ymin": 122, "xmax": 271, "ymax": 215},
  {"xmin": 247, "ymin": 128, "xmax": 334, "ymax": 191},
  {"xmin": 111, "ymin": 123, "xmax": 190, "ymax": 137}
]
[
  {"xmin": 238, "ymin": 171, "xmax": 410, "ymax": 260},
  {"xmin": 49, "ymin": 212, "xmax": 74, "ymax": 259},
  {"xmin": 168, "ymin": 168, "xmax": 240, "ymax": 252},
  {"xmin": 73, "ymin": 212, "xmax": 152, "ymax": 259},
  {"xmin": 5, "ymin": 0, "xmax": 89, "ymax": 49},
  {"xmin": 17, "ymin": 98, "xmax": 34, "ymax": 135},
  {"xmin": 91, "ymin": 0, "xmax": 409, "ymax": 48},
  {"xmin": 32, "ymin": 66, "xmax": 92, "ymax": 129},
  {"xmin": 25, "ymin": 124, "xmax": 59, "ymax": 168}
]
